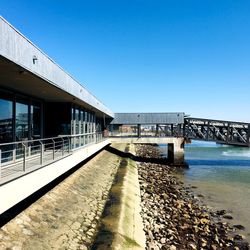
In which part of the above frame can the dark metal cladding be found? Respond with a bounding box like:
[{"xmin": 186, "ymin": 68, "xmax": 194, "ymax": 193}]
[{"xmin": 111, "ymin": 112, "xmax": 185, "ymax": 125}]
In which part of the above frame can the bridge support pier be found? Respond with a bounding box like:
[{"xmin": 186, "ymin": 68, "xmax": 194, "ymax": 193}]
[
  {"xmin": 108, "ymin": 136, "xmax": 187, "ymax": 166},
  {"xmin": 167, "ymin": 138, "xmax": 185, "ymax": 166}
]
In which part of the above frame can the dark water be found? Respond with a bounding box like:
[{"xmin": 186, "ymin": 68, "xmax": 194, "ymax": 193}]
[{"xmin": 159, "ymin": 141, "xmax": 250, "ymax": 240}]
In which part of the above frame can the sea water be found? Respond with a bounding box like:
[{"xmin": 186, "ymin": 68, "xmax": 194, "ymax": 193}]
[{"xmin": 159, "ymin": 141, "xmax": 250, "ymax": 240}]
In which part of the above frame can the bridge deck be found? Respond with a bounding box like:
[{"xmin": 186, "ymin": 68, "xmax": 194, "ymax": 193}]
[{"xmin": 110, "ymin": 114, "xmax": 250, "ymax": 147}]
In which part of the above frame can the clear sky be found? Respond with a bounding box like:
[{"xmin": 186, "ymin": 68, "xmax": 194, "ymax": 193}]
[{"xmin": 1, "ymin": 1, "xmax": 250, "ymax": 122}]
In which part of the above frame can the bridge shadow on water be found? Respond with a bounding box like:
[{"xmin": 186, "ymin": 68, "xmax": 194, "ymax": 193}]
[{"xmin": 105, "ymin": 145, "xmax": 170, "ymax": 165}]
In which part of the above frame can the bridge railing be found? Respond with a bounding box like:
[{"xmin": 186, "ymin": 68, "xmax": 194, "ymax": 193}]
[
  {"xmin": 107, "ymin": 124, "xmax": 183, "ymax": 138},
  {"xmin": 107, "ymin": 118, "xmax": 250, "ymax": 147},
  {"xmin": 184, "ymin": 117, "xmax": 250, "ymax": 146},
  {"xmin": 0, "ymin": 132, "xmax": 104, "ymax": 185}
]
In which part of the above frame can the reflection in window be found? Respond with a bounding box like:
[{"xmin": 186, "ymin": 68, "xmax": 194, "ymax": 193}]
[
  {"xmin": 71, "ymin": 108, "xmax": 75, "ymax": 135},
  {"xmin": 31, "ymin": 104, "xmax": 41, "ymax": 139},
  {"xmin": 81, "ymin": 110, "xmax": 84, "ymax": 134},
  {"xmin": 0, "ymin": 98, "xmax": 13, "ymax": 143},
  {"xmin": 75, "ymin": 108, "xmax": 79, "ymax": 134},
  {"xmin": 16, "ymin": 102, "xmax": 29, "ymax": 141}
]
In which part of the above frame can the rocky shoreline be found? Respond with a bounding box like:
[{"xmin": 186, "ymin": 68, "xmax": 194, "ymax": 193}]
[{"xmin": 136, "ymin": 144, "xmax": 249, "ymax": 250}]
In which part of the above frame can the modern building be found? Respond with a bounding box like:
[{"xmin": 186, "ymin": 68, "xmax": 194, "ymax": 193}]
[
  {"xmin": 0, "ymin": 16, "xmax": 113, "ymax": 146},
  {"xmin": 0, "ymin": 16, "xmax": 114, "ymax": 214},
  {"xmin": 0, "ymin": 17, "xmax": 186, "ymax": 215}
]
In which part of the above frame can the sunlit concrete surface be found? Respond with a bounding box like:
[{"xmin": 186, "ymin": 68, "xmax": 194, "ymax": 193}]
[{"xmin": 0, "ymin": 140, "xmax": 110, "ymax": 214}]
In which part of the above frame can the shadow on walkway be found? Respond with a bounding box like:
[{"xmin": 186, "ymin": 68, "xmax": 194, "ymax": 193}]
[{"xmin": 105, "ymin": 145, "xmax": 170, "ymax": 165}]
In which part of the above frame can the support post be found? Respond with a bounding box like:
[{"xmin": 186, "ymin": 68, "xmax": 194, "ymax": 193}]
[
  {"xmin": 13, "ymin": 148, "xmax": 16, "ymax": 163},
  {"xmin": 39, "ymin": 141, "xmax": 44, "ymax": 165},
  {"xmin": 165, "ymin": 125, "xmax": 168, "ymax": 136},
  {"xmin": 156, "ymin": 124, "xmax": 159, "ymax": 136},
  {"xmin": 182, "ymin": 123, "xmax": 185, "ymax": 138},
  {"xmin": 206, "ymin": 121, "xmax": 210, "ymax": 141},
  {"xmin": 28, "ymin": 145, "xmax": 31, "ymax": 156},
  {"xmin": 227, "ymin": 123, "xmax": 230, "ymax": 143},
  {"xmin": 62, "ymin": 138, "xmax": 64, "ymax": 156},
  {"xmin": 52, "ymin": 139, "xmax": 55, "ymax": 160},
  {"xmin": 137, "ymin": 124, "xmax": 141, "ymax": 138},
  {"xmin": 168, "ymin": 143, "xmax": 174, "ymax": 163},
  {"xmin": 167, "ymin": 138, "xmax": 185, "ymax": 166},
  {"xmin": 22, "ymin": 143, "xmax": 26, "ymax": 172},
  {"xmin": 68, "ymin": 136, "xmax": 71, "ymax": 153}
]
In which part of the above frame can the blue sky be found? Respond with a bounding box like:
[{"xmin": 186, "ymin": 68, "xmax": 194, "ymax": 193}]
[{"xmin": 1, "ymin": 1, "xmax": 250, "ymax": 121}]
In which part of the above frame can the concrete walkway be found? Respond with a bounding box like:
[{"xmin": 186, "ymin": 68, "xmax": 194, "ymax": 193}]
[
  {"xmin": 93, "ymin": 144, "xmax": 146, "ymax": 250},
  {"xmin": 0, "ymin": 145, "xmax": 125, "ymax": 250}
]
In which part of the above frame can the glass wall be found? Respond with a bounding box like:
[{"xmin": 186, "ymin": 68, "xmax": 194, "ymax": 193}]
[
  {"xmin": 75, "ymin": 108, "xmax": 79, "ymax": 135},
  {"xmin": 16, "ymin": 102, "xmax": 29, "ymax": 141},
  {"xmin": 70, "ymin": 105, "xmax": 102, "ymax": 146},
  {"xmin": 31, "ymin": 103, "xmax": 41, "ymax": 139},
  {"xmin": 0, "ymin": 90, "xmax": 43, "ymax": 144},
  {"xmin": 0, "ymin": 89, "xmax": 105, "ymax": 147},
  {"xmin": 0, "ymin": 98, "xmax": 13, "ymax": 143}
]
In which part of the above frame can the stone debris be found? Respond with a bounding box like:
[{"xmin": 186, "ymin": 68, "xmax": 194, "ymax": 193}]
[{"xmin": 136, "ymin": 144, "xmax": 250, "ymax": 250}]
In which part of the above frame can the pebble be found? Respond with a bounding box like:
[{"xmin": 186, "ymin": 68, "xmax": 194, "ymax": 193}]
[
  {"xmin": 233, "ymin": 224, "xmax": 245, "ymax": 230},
  {"xmin": 223, "ymin": 214, "xmax": 233, "ymax": 220},
  {"xmin": 136, "ymin": 144, "xmax": 250, "ymax": 250}
]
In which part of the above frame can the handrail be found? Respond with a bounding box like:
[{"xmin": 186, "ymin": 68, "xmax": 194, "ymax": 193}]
[
  {"xmin": 0, "ymin": 132, "xmax": 105, "ymax": 185},
  {"xmin": 0, "ymin": 133, "xmax": 96, "ymax": 147}
]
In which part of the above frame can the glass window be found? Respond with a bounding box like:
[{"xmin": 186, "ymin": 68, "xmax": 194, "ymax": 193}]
[
  {"xmin": 31, "ymin": 104, "xmax": 41, "ymax": 139},
  {"xmin": 16, "ymin": 102, "xmax": 29, "ymax": 141},
  {"xmin": 71, "ymin": 107, "xmax": 75, "ymax": 134},
  {"xmin": 75, "ymin": 108, "xmax": 79, "ymax": 134},
  {"xmin": 81, "ymin": 110, "xmax": 84, "ymax": 134},
  {"xmin": 0, "ymin": 98, "xmax": 13, "ymax": 143},
  {"xmin": 85, "ymin": 111, "xmax": 88, "ymax": 133}
]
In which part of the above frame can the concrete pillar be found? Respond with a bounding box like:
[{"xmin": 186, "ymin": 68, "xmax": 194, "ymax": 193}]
[{"xmin": 168, "ymin": 138, "xmax": 185, "ymax": 166}]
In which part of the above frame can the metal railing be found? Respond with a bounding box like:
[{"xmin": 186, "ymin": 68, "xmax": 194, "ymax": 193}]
[
  {"xmin": 0, "ymin": 132, "xmax": 104, "ymax": 185},
  {"xmin": 108, "ymin": 125, "xmax": 183, "ymax": 138}
]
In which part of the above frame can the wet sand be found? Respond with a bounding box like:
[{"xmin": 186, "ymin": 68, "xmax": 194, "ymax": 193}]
[
  {"xmin": 136, "ymin": 144, "xmax": 250, "ymax": 249},
  {"xmin": 179, "ymin": 177, "xmax": 250, "ymax": 242}
]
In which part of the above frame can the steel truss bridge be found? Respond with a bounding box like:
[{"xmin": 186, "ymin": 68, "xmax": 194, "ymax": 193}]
[
  {"xmin": 109, "ymin": 113, "xmax": 250, "ymax": 147},
  {"xmin": 184, "ymin": 117, "xmax": 250, "ymax": 147}
]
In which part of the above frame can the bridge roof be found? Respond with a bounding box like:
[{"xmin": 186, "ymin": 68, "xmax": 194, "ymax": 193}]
[{"xmin": 111, "ymin": 112, "xmax": 185, "ymax": 125}]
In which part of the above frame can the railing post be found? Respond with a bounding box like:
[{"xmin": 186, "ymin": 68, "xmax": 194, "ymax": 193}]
[
  {"xmin": 68, "ymin": 136, "xmax": 71, "ymax": 153},
  {"xmin": 22, "ymin": 143, "xmax": 26, "ymax": 172},
  {"xmin": 13, "ymin": 147, "xmax": 16, "ymax": 163},
  {"xmin": 61, "ymin": 138, "xmax": 64, "ymax": 156},
  {"xmin": 39, "ymin": 141, "xmax": 44, "ymax": 165},
  {"xmin": 28, "ymin": 145, "xmax": 31, "ymax": 156},
  {"xmin": 52, "ymin": 139, "xmax": 55, "ymax": 160}
]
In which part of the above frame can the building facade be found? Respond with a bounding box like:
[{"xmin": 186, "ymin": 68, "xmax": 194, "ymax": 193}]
[{"xmin": 0, "ymin": 16, "xmax": 113, "ymax": 147}]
